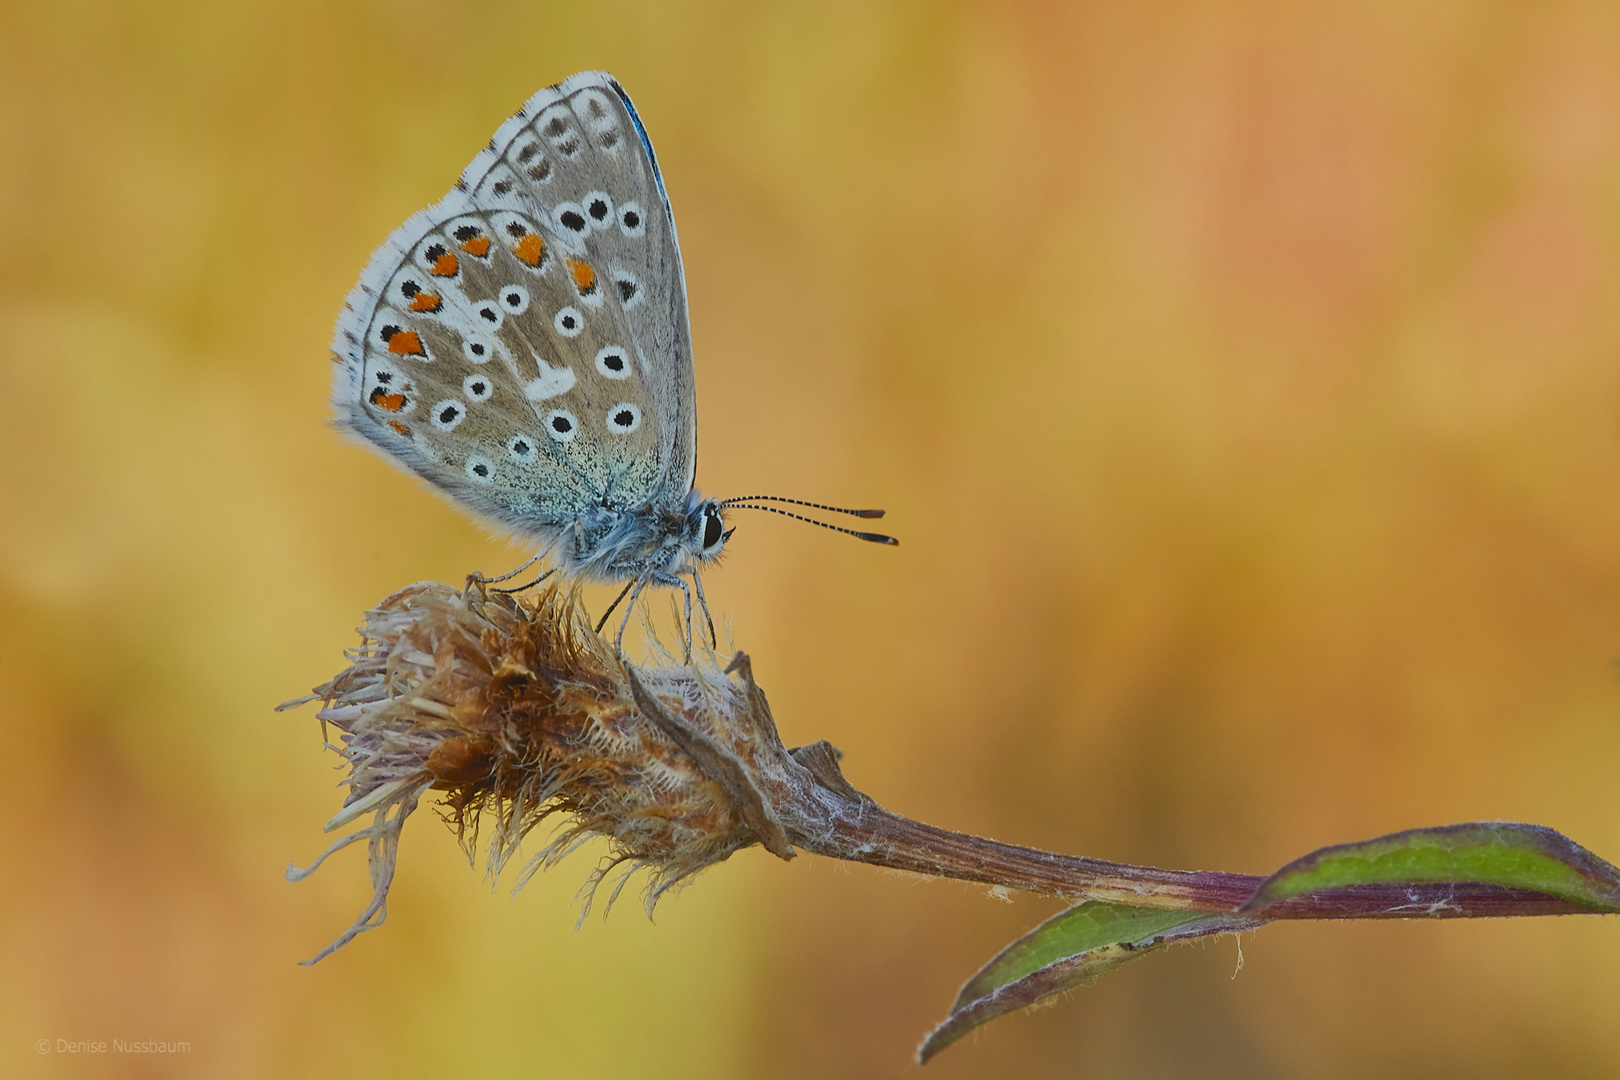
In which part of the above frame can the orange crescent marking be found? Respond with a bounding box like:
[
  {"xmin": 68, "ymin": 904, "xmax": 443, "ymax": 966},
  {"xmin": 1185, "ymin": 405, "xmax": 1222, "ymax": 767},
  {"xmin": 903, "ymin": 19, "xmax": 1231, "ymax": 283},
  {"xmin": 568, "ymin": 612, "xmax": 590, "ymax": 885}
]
[
  {"xmin": 457, "ymin": 235, "xmax": 491, "ymax": 257},
  {"xmin": 567, "ymin": 258, "xmax": 596, "ymax": 292},
  {"xmin": 407, "ymin": 292, "xmax": 441, "ymax": 312},
  {"xmin": 431, "ymin": 252, "xmax": 459, "ymax": 276},
  {"xmin": 513, "ymin": 233, "xmax": 545, "ymax": 267},
  {"xmin": 369, "ymin": 388, "xmax": 408, "ymax": 412},
  {"xmin": 386, "ymin": 330, "xmax": 425, "ymax": 356},
  {"xmin": 388, "ymin": 421, "xmax": 410, "ymax": 436}
]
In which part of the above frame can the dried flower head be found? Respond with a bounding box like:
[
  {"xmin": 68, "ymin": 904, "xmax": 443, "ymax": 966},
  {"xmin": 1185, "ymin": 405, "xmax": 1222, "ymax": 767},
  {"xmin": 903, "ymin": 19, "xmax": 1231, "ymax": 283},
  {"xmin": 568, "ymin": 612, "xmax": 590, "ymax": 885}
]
[{"xmin": 283, "ymin": 581, "xmax": 797, "ymax": 963}]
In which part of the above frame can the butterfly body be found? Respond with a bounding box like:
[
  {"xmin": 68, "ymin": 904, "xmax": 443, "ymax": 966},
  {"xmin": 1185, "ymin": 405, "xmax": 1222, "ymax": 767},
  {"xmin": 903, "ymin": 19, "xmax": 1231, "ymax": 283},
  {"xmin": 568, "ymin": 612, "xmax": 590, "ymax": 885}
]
[{"xmin": 559, "ymin": 488, "xmax": 728, "ymax": 583}]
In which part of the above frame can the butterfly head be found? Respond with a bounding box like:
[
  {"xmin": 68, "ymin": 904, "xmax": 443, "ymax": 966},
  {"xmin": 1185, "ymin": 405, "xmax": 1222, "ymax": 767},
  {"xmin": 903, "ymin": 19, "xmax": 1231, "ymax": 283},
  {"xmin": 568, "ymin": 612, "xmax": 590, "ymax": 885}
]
[{"xmin": 688, "ymin": 498, "xmax": 734, "ymax": 564}]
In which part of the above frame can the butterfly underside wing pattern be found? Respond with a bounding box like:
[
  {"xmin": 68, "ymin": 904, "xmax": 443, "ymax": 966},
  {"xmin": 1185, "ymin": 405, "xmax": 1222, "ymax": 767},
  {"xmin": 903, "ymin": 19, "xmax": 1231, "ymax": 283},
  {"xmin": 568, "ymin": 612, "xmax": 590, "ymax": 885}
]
[{"xmin": 331, "ymin": 72, "xmax": 696, "ymax": 579}]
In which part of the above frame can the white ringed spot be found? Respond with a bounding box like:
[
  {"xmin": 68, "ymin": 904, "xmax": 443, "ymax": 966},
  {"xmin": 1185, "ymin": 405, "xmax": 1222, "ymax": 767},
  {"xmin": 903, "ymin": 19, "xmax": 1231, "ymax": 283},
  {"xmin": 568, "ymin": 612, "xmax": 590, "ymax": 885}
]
[
  {"xmin": 462, "ymin": 374, "xmax": 494, "ymax": 402},
  {"xmin": 462, "ymin": 335, "xmax": 493, "ymax": 363},
  {"xmin": 472, "ymin": 300, "xmax": 504, "ymax": 332},
  {"xmin": 498, "ymin": 284, "xmax": 530, "ymax": 314},
  {"xmin": 617, "ymin": 202, "xmax": 645, "ymax": 237},
  {"xmin": 465, "ymin": 455, "xmax": 495, "ymax": 484},
  {"xmin": 553, "ymin": 202, "xmax": 589, "ymax": 237},
  {"xmin": 605, "ymin": 402, "xmax": 641, "ymax": 435},
  {"xmin": 582, "ymin": 191, "xmax": 614, "ymax": 230},
  {"xmin": 594, "ymin": 345, "xmax": 631, "ymax": 380},
  {"xmin": 554, "ymin": 306, "xmax": 584, "ymax": 337},
  {"xmin": 430, "ymin": 399, "xmax": 466, "ymax": 431},
  {"xmin": 507, "ymin": 434, "xmax": 539, "ymax": 463},
  {"xmin": 544, "ymin": 408, "xmax": 579, "ymax": 443}
]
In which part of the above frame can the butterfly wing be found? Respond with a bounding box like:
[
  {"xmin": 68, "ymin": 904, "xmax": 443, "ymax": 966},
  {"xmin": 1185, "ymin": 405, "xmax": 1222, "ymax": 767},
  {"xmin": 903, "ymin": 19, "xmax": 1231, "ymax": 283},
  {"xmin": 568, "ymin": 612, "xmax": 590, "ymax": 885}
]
[{"xmin": 331, "ymin": 72, "xmax": 696, "ymax": 549}]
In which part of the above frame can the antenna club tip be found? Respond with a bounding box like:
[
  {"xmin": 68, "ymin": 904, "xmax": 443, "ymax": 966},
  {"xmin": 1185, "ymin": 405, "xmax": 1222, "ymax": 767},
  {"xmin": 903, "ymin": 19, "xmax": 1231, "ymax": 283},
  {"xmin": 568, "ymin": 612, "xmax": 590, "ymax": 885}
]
[
  {"xmin": 860, "ymin": 533, "xmax": 900, "ymax": 546},
  {"xmin": 852, "ymin": 509, "xmax": 886, "ymax": 519}
]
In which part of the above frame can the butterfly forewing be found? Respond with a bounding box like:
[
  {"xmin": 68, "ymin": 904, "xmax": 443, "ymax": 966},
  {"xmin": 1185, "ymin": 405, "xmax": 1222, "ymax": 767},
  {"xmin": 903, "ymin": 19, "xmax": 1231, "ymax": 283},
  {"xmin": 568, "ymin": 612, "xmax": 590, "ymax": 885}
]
[{"xmin": 331, "ymin": 72, "xmax": 695, "ymax": 546}]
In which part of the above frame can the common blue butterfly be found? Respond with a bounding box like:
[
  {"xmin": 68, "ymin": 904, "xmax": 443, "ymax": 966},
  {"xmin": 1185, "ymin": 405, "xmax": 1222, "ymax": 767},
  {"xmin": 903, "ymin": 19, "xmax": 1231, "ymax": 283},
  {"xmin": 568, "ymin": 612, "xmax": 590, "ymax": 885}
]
[{"xmin": 330, "ymin": 72, "xmax": 895, "ymax": 650}]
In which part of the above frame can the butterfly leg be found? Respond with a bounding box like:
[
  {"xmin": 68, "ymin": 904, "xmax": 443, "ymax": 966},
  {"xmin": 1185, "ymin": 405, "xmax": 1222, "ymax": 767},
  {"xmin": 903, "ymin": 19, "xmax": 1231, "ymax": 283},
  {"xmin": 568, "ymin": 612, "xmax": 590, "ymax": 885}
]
[
  {"xmin": 467, "ymin": 551, "xmax": 542, "ymax": 590},
  {"xmin": 654, "ymin": 571, "xmax": 695, "ymax": 664},
  {"xmin": 595, "ymin": 579, "xmax": 636, "ymax": 635},
  {"xmin": 613, "ymin": 577, "xmax": 651, "ymax": 654},
  {"xmin": 691, "ymin": 568, "xmax": 717, "ymax": 649},
  {"xmin": 492, "ymin": 566, "xmax": 556, "ymax": 595}
]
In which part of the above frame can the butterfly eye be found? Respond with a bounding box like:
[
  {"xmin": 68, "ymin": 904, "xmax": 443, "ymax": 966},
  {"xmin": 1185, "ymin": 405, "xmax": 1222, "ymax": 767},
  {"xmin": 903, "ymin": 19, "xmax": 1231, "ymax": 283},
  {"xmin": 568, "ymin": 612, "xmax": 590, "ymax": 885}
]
[
  {"xmin": 462, "ymin": 336, "xmax": 492, "ymax": 363},
  {"xmin": 553, "ymin": 306, "xmax": 584, "ymax": 337},
  {"xmin": 617, "ymin": 202, "xmax": 645, "ymax": 237},
  {"xmin": 506, "ymin": 434, "xmax": 538, "ymax": 463},
  {"xmin": 594, "ymin": 345, "xmax": 631, "ymax": 380},
  {"xmin": 544, "ymin": 409, "xmax": 578, "ymax": 443},
  {"xmin": 702, "ymin": 506, "xmax": 725, "ymax": 552},
  {"xmin": 582, "ymin": 191, "xmax": 614, "ymax": 229},
  {"xmin": 462, "ymin": 375, "xmax": 493, "ymax": 402},
  {"xmin": 604, "ymin": 402, "xmax": 641, "ymax": 435},
  {"xmin": 464, "ymin": 455, "xmax": 495, "ymax": 484},
  {"xmin": 430, "ymin": 399, "xmax": 466, "ymax": 432},
  {"xmin": 499, "ymin": 285, "xmax": 530, "ymax": 314}
]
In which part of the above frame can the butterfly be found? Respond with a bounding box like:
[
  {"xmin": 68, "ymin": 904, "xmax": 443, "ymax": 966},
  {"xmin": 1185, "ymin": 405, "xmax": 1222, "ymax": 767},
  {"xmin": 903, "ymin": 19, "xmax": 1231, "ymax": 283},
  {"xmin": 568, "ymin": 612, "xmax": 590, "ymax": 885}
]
[{"xmin": 330, "ymin": 71, "xmax": 896, "ymax": 652}]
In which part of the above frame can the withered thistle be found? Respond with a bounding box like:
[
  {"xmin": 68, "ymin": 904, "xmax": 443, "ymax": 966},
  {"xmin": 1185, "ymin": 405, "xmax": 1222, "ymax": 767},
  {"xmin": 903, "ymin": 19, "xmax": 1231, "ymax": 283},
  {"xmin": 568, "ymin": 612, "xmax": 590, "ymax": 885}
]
[
  {"xmin": 285, "ymin": 579, "xmax": 1239, "ymax": 965},
  {"xmin": 285, "ymin": 581, "xmax": 774, "ymax": 962}
]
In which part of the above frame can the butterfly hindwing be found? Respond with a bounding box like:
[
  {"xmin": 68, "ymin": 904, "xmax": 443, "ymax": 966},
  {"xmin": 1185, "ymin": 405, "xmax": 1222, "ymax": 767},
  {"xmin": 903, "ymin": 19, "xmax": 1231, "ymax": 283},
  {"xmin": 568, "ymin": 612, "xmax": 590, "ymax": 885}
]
[{"xmin": 331, "ymin": 72, "xmax": 695, "ymax": 544}]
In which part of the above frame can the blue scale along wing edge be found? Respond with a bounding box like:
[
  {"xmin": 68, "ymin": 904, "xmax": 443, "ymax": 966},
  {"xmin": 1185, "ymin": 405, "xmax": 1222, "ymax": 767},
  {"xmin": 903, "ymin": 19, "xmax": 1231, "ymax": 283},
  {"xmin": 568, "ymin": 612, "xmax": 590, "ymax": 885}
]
[
  {"xmin": 603, "ymin": 75, "xmax": 698, "ymax": 502},
  {"xmin": 329, "ymin": 72, "xmax": 697, "ymax": 534}
]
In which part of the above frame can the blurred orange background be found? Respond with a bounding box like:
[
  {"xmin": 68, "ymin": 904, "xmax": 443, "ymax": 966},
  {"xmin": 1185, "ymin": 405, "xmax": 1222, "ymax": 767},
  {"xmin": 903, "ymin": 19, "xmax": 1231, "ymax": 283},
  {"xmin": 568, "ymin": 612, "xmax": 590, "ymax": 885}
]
[{"xmin": 4, "ymin": 1, "xmax": 1620, "ymax": 1076}]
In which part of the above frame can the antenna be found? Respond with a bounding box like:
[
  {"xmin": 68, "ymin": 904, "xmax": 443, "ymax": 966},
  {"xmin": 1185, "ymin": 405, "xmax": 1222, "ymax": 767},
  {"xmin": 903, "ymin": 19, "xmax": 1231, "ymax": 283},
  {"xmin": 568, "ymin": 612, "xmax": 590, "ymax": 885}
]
[
  {"xmin": 721, "ymin": 495, "xmax": 887, "ymax": 520},
  {"xmin": 724, "ymin": 502, "xmax": 898, "ymax": 545}
]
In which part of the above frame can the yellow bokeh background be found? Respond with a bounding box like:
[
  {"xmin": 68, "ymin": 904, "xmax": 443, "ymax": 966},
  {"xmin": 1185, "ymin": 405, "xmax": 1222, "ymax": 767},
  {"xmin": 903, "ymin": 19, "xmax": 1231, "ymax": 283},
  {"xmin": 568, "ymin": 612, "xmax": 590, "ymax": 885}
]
[{"xmin": 4, "ymin": 2, "xmax": 1620, "ymax": 1076}]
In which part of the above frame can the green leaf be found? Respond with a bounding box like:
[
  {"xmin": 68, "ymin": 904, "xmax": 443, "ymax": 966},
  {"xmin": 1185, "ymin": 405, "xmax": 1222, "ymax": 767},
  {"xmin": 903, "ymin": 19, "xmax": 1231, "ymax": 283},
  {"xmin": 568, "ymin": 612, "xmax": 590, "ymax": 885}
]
[
  {"xmin": 920, "ymin": 822, "xmax": 1620, "ymax": 1063},
  {"xmin": 917, "ymin": 903, "xmax": 1259, "ymax": 1063},
  {"xmin": 1243, "ymin": 822, "xmax": 1620, "ymax": 916}
]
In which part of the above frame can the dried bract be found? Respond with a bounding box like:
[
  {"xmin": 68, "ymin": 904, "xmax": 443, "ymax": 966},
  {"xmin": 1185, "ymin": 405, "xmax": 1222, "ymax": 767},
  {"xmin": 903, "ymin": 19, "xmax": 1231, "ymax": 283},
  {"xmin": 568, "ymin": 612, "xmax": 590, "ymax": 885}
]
[{"xmin": 283, "ymin": 581, "xmax": 773, "ymax": 962}]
